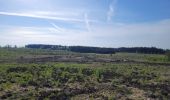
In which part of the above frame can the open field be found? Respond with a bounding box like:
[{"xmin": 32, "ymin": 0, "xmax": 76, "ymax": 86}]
[
  {"xmin": 0, "ymin": 48, "xmax": 169, "ymax": 63},
  {"xmin": 0, "ymin": 48, "xmax": 170, "ymax": 100}
]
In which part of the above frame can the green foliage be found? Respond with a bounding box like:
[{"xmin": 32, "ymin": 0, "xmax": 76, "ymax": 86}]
[
  {"xmin": 82, "ymin": 68, "xmax": 94, "ymax": 76},
  {"xmin": 166, "ymin": 51, "xmax": 170, "ymax": 61},
  {"xmin": 0, "ymin": 47, "xmax": 170, "ymax": 99}
]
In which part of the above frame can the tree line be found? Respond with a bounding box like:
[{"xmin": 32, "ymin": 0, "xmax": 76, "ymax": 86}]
[{"xmin": 25, "ymin": 44, "xmax": 166, "ymax": 54}]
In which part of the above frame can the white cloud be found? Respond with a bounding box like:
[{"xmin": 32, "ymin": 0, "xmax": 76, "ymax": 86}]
[
  {"xmin": 107, "ymin": 0, "xmax": 117, "ymax": 22},
  {"xmin": 0, "ymin": 25, "xmax": 92, "ymax": 46},
  {"xmin": 84, "ymin": 13, "xmax": 90, "ymax": 31},
  {"xmin": 0, "ymin": 12, "xmax": 83, "ymax": 22},
  {"xmin": 0, "ymin": 17, "xmax": 170, "ymax": 48},
  {"xmin": 107, "ymin": 5, "xmax": 114, "ymax": 21},
  {"xmin": 89, "ymin": 19, "xmax": 170, "ymax": 48},
  {"xmin": 29, "ymin": 11, "xmax": 81, "ymax": 18},
  {"xmin": 0, "ymin": 11, "xmax": 84, "ymax": 22},
  {"xmin": 50, "ymin": 22, "xmax": 65, "ymax": 33},
  {"xmin": 0, "ymin": 11, "xmax": 99, "ymax": 23}
]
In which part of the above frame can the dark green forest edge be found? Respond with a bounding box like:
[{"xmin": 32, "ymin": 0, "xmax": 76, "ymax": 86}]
[
  {"xmin": 25, "ymin": 44, "xmax": 166, "ymax": 54},
  {"xmin": 0, "ymin": 44, "xmax": 170, "ymax": 100}
]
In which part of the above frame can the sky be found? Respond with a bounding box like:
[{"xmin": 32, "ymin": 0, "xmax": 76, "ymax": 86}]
[{"xmin": 0, "ymin": 0, "xmax": 170, "ymax": 49}]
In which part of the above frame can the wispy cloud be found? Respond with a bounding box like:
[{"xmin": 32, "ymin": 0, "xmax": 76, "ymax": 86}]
[
  {"xmin": 0, "ymin": 11, "xmax": 84, "ymax": 22},
  {"xmin": 1, "ymin": 19, "xmax": 170, "ymax": 48},
  {"xmin": 50, "ymin": 22, "xmax": 65, "ymax": 33},
  {"xmin": 29, "ymin": 11, "xmax": 81, "ymax": 18},
  {"xmin": 90, "ymin": 19, "xmax": 170, "ymax": 48},
  {"xmin": 84, "ymin": 13, "xmax": 90, "ymax": 31},
  {"xmin": 0, "ymin": 25, "xmax": 92, "ymax": 46},
  {"xmin": 107, "ymin": 0, "xmax": 117, "ymax": 21},
  {"xmin": 0, "ymin": 11, "xmax": 100, "ymax": 24}
]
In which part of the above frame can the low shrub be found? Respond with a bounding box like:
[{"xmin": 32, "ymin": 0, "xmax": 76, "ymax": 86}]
[
  {"xmin": 166, "ymin": 51, "xmax": 170, "ymax": 61},
  {"xmin": 6, "ymin": 67, "xmax": 28, "ymax": 73},
  {"xmin": 82, "ymin": 68, "xmax": 94, "ymax": 76}
]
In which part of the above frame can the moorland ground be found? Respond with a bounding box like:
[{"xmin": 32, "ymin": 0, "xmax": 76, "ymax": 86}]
[{"xmin": 0, "ymin": 48, "xmax": 170, "ymax": 100}]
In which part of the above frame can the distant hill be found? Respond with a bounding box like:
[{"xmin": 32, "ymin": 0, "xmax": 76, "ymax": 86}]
[{"xmin": 25, "ymin": 44, "xmax": 165, "ymax": 54}]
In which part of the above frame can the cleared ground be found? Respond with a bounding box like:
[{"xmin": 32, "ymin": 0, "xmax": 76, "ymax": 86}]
[{"xmin": 0, "ymin": 48, "xmax": 169, "ymax": 99}]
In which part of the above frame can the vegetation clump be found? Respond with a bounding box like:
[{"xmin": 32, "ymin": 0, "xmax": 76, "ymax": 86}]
[{"xmin": 166, "ymin": 51, "xmax": 170, "ymax": 61}]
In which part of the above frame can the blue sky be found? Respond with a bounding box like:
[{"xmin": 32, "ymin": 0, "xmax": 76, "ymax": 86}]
[{"xmin": 0, "ymin": 0, "xmax": 170, "ymax": 49}]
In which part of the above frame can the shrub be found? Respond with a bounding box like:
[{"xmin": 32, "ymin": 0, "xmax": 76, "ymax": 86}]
[
  {"xmin": 95, "ymin": 69, "xmax": 102, "ymax": 82},
  {"xmin": 69, "ymin": 73, "xmax": 84, "ymax": 82},
  {"xmin": 166, "ymin": 51, "xmax": 170, "ymax": 61},
  {"xmin": 6, "ymin": 67, "xmax": 28, "ymax": 73},
  {"xmin": 82, "ymin": 68, "xmax": 94, "ymax": 76},
  {"xmin": 64, "ymin": 67, "xmax": 79, "ymax": 73},
  {"xmin": 52, "ymin": 68, "xmax": 63, "ymax": 80},
  {"xmin": 59, "ymin": 72, "xmax": 70, "ymax": 83}
]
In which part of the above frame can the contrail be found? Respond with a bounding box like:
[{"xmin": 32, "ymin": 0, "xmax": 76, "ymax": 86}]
[
  {"xmin": 0, "ymin": 11, "xmax": 84, "ymax": 22},
  {"xmin": 107, "ymin": 0, "xmax": 117, "ymax": 21},
  {"xmin": 84, "ymin": 13, "xmax": 91, "ymax": 32},
  {"xmin": 50, "ymin": 22, "xmax": 64, "ymax": 32}
]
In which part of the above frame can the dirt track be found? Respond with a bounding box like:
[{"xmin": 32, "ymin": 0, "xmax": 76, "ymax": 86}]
[{"xmin": 12, "ymin": 55, "xmax": 170, "ymax": 66}]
